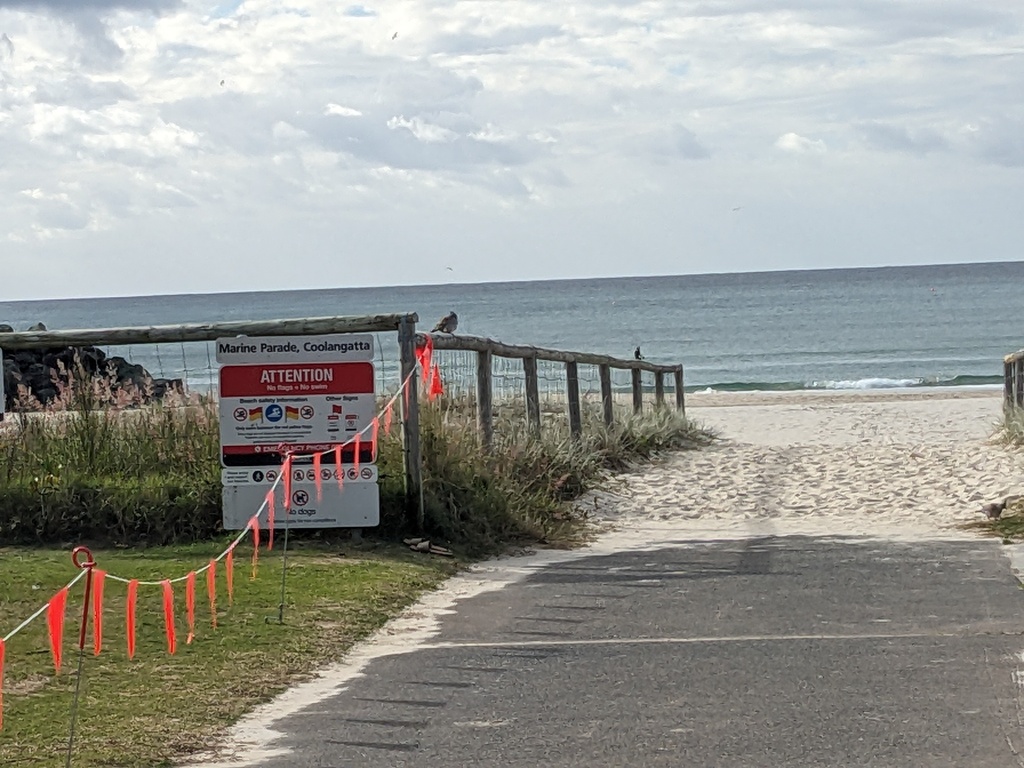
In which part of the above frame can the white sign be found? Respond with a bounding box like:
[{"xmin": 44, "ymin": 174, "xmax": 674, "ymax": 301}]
[
  {"xmin": 221, "ymin": 464, "xmax": 379, "ymax": 486},
  {"xmin": 216, "ymin": 334, "xmax": 375, "ymax": 364},
  {"xmin": 222, "ymin": 482, "xmax": 379, "ymax": 530},
  {"xmin": 217, "ymin": 334, "xmax": 379, "ymax": 530}
]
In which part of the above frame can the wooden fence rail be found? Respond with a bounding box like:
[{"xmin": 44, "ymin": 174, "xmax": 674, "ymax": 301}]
[
  {"xmin": 1006, "ymin": 348, "xmax": 1024, "ymax": 409},
  {"xmin": 0, "ymin": 314, "xmax": 414, "ymax": 350},
  {"xmin": 420, "ymin": 332, "xmax": 686, "ymax": 446}
]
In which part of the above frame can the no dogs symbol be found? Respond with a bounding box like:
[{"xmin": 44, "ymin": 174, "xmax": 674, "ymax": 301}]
[{"xmin": 292, "ymin": 490, "xmax": 309, "ymax": 507}]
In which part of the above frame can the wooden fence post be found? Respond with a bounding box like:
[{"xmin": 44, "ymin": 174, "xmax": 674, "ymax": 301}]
[
  {"xmin": 397, "ymin": 317, "xmax": 424, "ymax": 532},
  {"xmin": 599, "ymin": 364, "xmax": 614, "ymax": 427},
  {"xmin": 524, "ymin": 355, "xmax": 541, "ymax": 437},
  {"xmin": 477, "ymin": 350, "xmax": 493, "ymax": 450},
  {"xmin": 1017, "ymin": 360, "xmax": 1024, "ymax": 408},
  {"xmin": 674, "ymin": 366, "xmax": 685, "ymax": 416},
  {"xmin": 631, "ymin": 369, "xmax": 643, "ymax": 414},
  {"xmin": 566, "ymin": 361, "xmax": 582, "ymax": 438},
  {"xmin": 654, "ymin": 371, "xmax": 665, "ymax": 408}
]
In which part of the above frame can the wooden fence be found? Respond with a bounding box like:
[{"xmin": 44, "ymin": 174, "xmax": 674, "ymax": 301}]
[
  {"xmin": 1, "ymin": 316, "xmax": 688, "ymax": 531},
  {"xmin": 1006, "ymin": 348, "xmax": 1024, "ymax": 409},
  {"xmin": 421, "ymin": 332, "xmax": 685, "ymax": 450}
]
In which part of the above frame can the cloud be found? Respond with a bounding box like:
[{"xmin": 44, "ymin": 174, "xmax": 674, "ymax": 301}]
[
  {"xmin": 1, "ymin": 0, "xmax": 1023, "ymax": 298},
  {"xmin": 0, "ymin": 0, "xmax": 177, "ymax": 9},
  {"xmin": 856, "ymin": 121, "xmax": 948, "ymax": 155},
  {"xmin": 325, "ymin": 103, "xmax": 362, "ymax": 117},
  {"xmin": 775, "ymin": 132, "xmax": 827, "ymax": 154},
  {"xmin": 666, "ymin": 124, "xmax": 711, "ymax": 160},
  {"xmin": 961, "ymin": 117, "xmax": 1024, "ymax": 167}
]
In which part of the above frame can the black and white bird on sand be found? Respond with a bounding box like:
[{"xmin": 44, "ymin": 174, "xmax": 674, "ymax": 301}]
[{"xmin": 432, "ymin": 311, "xmax": 458, "ymax": 333}]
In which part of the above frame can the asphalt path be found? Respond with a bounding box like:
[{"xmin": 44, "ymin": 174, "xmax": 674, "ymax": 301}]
[{"xmin": 249, "ymin": 536, "xmax": 1024, "ymax": 767}]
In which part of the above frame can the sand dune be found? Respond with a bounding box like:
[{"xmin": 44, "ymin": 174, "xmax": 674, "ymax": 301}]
[{"xmin": 582, "ymin": 390, "xmax": 1023, "ymax": 541}]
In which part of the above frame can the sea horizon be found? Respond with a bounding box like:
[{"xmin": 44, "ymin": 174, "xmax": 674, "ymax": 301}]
[
  {"xmin": 5, "ymin": 258, "xmax": 1024, "ymax": 305},
  {"xmin": 3, "ymin": 260, "xmax": 1023, "ymax": 395}
]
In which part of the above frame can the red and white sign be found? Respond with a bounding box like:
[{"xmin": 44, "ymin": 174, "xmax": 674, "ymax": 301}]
[
  {"xmin": 220, "ymin": 363, "xmax": 374, "ymax": 398},
  {"xmin": 217, "ymin": 334, "xmax": 379, "ymax": 529},
  {"xmin": 218, "ymin": 362, "xmax": 376, "ymax": 465}
]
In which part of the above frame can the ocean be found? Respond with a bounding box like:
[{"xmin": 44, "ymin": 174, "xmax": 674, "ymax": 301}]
[{"xmin": 2, "ymin": 261, "xmax": 1022, "ymax": 394}]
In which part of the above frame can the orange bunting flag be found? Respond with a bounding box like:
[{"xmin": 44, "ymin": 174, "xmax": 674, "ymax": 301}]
[
  {"xmin": 162, "ymin": 580, "xmax": 177, "ymax": 655},
  {"xmin": 313, "ymin": 452, "xmax": 323, "ymax": 502},
  {"xmin": 265, "ymin": 489, "xmax": 275, "ymax": 552},
  {"xmin": 47, "ymin": 587, "xmax": 68, "ymax": 674},
  {"xmin": 206, "ymin": 561, "xmax": 218, "ymax": 629},
  {"xmin": 415, "ymin": 336, "xmax": 433, "ymax": 384},
  {"xmin": 429, "ymin": 363, "xmax": 444, "ymax": 399},
  {"xmin": 126, "ymin": 580, "xmax": 138, "ymax": 659},
  {"xmin": 426, "ymin": 363, "xmax": 436, "ymax": 400},
  {"xmin": 353, "ymin": 432, "xmax": 361, "ymax": 475},
  {"xmin": 371, "ymin": 417, "xmax": 380, "ymax": 461},
  {"xmin": 414, "ymin": 345, "xmax": 425, "ymax": 379},
  {"xmin": 225, "ymin": 549, "xmax": 235, "ymax": 605},
  {"xmin": 384, "ymin": 402, "xmax": 394, "ymax": 436},
  {"xmin": 92, "ymin": 569, "xmax": 107, "ymax": 657},
  {"xmin": 249, "ymin": 517, "xmax": 260, "ymax": 580},
  {"xmin": 0, "ymin": 637, "xmax": 6, "ymax": 731},
  {"xmin": 185, "ymin": 572, "xmax": 196, "ymax": 645},
  {"xmin": 334, "ymin": 445, "xmax": 344, "ymax": 490}
]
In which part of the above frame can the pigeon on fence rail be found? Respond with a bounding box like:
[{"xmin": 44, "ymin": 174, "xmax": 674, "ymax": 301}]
[
  {"xmin": 432, "ymin": 311, "xmax": 458, "ymax": 334},
  {"xmin": 634, "ymin": 346, "xmax": 644, "ymax": 361}
]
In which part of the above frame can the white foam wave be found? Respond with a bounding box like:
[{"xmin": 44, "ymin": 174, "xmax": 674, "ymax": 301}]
[{"xmin": 813, "ymin": 377, "xmax": 922, "ymax": 390}]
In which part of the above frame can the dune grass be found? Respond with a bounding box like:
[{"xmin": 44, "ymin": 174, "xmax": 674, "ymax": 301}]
[
  {"xmin": 964, "ymin": 406, "xmax": 1024, "ymax": 542},
  {"xmin": 1001, "ymin": 405, "xmax": 1024, "ymax": 449},
  {"xmin": 1, "ymin": 377, "xmax": 714, "ymax": 553}
]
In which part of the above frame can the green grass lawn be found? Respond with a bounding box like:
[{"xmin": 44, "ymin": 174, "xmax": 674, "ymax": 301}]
[{"xmin": 0, "ymin": 539, "xmax": 457, "ymax": 767}]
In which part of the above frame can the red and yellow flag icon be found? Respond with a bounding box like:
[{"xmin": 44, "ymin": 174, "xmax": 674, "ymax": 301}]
[
  {"xmin": 285, "ymin": 406, "xmax": 300, "ymax": 420},
  {"xmin": 248, "ymin": 407, "xmax": 263, "ymax": 422}
]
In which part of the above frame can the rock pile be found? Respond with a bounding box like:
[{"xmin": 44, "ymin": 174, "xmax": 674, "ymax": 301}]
[{"xmin": 1, "ymin": 323, "xmax": 184, "ymax": 411}]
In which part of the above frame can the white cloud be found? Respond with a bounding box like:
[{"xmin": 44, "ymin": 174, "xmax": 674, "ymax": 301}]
[
  {"xmin": 0, "ymin": 0, "xmax": 1022, "ymax": 298},
  {"xmin": 775, "ymin": 132, "xmax": 827, "ymax": 154},
  {"xmin": 325, "ymin": 103, "xmax": 362, "ymax": 117},
  {"xmin": 386, "ymin": 115, "xmax": 458, "ymax": 144}
]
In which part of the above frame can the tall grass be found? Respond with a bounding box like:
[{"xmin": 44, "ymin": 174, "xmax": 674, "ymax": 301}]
[
  {"xmin": 1, "ymin": 367, "xmax": 220, "ymax": 543},
  {"xmin": 1002, "ymin": 406, "xmax": 1024, "ymax": 448},
  {"xmin": 0, "ymin": 368, "xmax": 714, "ymax": 551}
]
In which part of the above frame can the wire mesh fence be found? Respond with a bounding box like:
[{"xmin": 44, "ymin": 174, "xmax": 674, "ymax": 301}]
[
  {"xmin": 428, "ymin": 346, "xmax": 683, "ymax": 445},
  {"xmin": 1, "ymin": 333, "xmax": 409, "ymax": 417}
]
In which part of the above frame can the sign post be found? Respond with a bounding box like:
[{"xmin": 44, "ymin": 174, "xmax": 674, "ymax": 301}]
[{"xmin": 216, "ymin": 335, "xmax": 380, "ymax": 529}]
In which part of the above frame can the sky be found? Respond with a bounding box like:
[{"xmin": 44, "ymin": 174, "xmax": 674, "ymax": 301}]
[{"xmin": 1, "ymin": 0, "xmax": 1023, "ymax": 300}]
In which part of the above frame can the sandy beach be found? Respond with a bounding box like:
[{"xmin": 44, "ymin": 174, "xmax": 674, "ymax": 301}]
[{"xmin": 582, "ymin": 388, "xmax": 1022, "ymax": 541}]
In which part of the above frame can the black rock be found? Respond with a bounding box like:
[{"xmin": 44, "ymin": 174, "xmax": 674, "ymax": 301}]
[{"xmin": 2, "ymin": 342, "xmax": 177, "ymax": 411}]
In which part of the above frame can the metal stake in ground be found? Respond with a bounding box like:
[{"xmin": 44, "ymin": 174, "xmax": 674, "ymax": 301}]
[
  {"xmin": 275, "ymin": 523, "xmax": 290, "ymax": 625},
  {"xmin": 65, "ymin": 546, "xmax": 96, "ymax": 768},
  {"xmin": 268, "ymin": 453, "xmax": 292, "ymax": 626}
]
